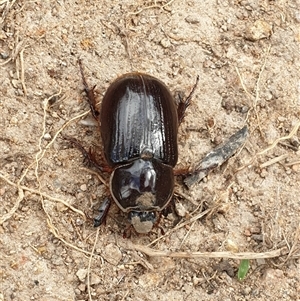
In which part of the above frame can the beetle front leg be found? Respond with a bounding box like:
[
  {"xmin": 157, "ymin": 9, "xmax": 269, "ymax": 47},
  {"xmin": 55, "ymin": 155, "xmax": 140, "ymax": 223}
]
[
  {"xmin": 177, "ymin": 75, "xmax": 199, "ymax": 124},
  {"xmin": 78, "ymin": 58, "xmax": 100, "ymax": 120},
  {"xmin": 94, "ymin": 197, "xmax": 112, "ymax": 227}
]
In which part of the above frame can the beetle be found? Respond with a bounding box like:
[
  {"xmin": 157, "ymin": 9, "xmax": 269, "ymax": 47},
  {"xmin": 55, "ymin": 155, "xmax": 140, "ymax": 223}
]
[{"xmin": 75, "ymin": 60, "xmax": 199, "ymax": 234}]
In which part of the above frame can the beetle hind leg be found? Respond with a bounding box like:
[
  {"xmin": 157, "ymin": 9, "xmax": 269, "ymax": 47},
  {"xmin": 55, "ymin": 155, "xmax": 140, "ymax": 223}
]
[
  {"xmin": 78, "ymin": 59, "xmax": 100, "ymax": 120},
  {"xmin": 177, "ymin": 75, "xmax": 199, "ymax": 124},
  {"xmin": 64, "ymin": 136, "xmax": 111, "ymax": 172}
]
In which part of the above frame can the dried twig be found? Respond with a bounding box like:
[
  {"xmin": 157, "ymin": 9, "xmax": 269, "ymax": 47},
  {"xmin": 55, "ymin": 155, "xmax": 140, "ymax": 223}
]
[
  {"xmin": 123, "ymin": 241, "xmax": 294, "ymax": 260},
  {"xmin": 260, "ymin": 154, "xmax": 289, "ymax": 168}
]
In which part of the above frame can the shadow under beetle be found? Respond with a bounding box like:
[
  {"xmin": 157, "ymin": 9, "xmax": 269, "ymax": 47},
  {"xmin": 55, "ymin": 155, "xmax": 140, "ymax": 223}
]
[{"xmin": 70, "ymin": 60, "xmax": 248, "ymax": 235}]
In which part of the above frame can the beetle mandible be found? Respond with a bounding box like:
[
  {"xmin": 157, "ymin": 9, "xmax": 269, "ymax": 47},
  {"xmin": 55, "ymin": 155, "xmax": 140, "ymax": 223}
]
[{"xmin": 75, "ymin": 60, "xmax": 199, "ymax": 234}]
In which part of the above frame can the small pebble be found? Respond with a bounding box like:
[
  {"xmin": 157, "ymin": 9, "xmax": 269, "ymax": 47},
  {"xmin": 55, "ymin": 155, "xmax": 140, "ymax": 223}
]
[
  {"xmin": 175, "ymin": 201, "xmax": 187, "ymax": 217},
  {"xmin": 245, "ymin": 20, "xmax": 272, "ymax": 41},
  {"xmin": 76, "ymin": 268, "xmax": 87, "ymax": 282},
  {"xmin": 10, "ymin": 116, "xmax": 18, "ymax": 124},
  {"xmin": 102, "ymin": 243, "xmax": 122, "ymax": 265},
  {"xmin": 242, "ymin": 286, "xmax": 252, "ymax": 295},
  {"xmin": 225, "ymin": 239, "xmax": 239, "ymax": 252},
  {"xmin": 80, "ymin": 184, "xmax": 87, "ymax": 191},
  {"xmin": 77, "ymin": 283, "xmax": 86, "ymax": 292},
  {"xmin": 90, "ymin": 274, "xmax": 102, "ymax": 285},
  {"xmin": 185, "ymin": 15, "xmax": 200, "ymax": 24},
  {"xmin": 0, "ymin": 52, "xmax": 9, "ymax": 59},
  {"xmin": 244, "ymin": 229, "xmax": 251, "ymax": 237},
  {"xmin": 160, "ymin": 38, "xmax": 171, "ymax": 48},
  {"xmin": 43, "ymin": 133, "xmax": 52, "ymax": 140}
]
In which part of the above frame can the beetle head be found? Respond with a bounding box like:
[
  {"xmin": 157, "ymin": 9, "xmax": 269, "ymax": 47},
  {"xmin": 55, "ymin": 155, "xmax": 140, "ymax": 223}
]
[{"xmin": 110, "ymin": 158, "xmax": 174, "ymax": 233}]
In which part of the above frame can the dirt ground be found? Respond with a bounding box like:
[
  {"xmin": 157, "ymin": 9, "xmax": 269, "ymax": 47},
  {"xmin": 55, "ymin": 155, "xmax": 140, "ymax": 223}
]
[{"xmin": 0, "ymin": 0, "xmax": 300, "ymax": 300}]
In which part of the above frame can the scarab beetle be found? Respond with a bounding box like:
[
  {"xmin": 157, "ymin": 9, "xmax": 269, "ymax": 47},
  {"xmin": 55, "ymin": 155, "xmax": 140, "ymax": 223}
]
[{"xmin": 75, "ymin": 60, "xmax": 199, "ymax": 234}]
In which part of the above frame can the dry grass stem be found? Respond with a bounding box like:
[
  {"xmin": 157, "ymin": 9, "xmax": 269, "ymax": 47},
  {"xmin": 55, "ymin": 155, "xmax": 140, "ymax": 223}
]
[
  {"xmin": 19, "ymin": 48, "xmax": 27, "ymax": 96},
  {"xmin": 237, "ymin": 120, "xmax": 300, "ymax": 171},
  {"xmin": 257, "ymin": 121, "xmax": 300, "ymax": 156},
  {"xmin": 260, "ymin": 154, "xmax": 289, "ymax": 168},
  {"xmin": 235, "ymin": 66, "xmax": 253, "ymax": 101},
  {"xmin": 178, "ymin": 220, "xmax": 196, "ymax": 249},
  {"xmin": 284, "ymin": 160, "xmax": 300, "ymax": 167},
  {"xmin": 125, "ymin": 242, "xmax": 293, "ymax": 260}
]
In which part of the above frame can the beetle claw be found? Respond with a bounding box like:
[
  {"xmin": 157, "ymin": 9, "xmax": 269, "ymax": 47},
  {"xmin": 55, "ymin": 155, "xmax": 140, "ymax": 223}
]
[{"xmin": 177, "ymin": 75, "xmax": 199, "ymax": 124}]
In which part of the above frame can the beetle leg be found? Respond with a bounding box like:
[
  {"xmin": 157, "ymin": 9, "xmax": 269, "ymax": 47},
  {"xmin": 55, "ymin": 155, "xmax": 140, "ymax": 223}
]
[
  {"xmin": 64, "ymin": 136, "xmax": 111, "ymax": 172},
  {"xmin": 177, "ymin": 75, "xmax": 199, "ymax": 124},
  {"xmin": 162, "ymin": 198, "xmax": 182, "ymax": 227},
  {"xmin": 94, "ymin": 197, "xmax": 112, "ymax": 227},
  {"xmin": 78, "ymin": 58, "xmax": 100, "ymax": 120},
  {"xmin": 123, "ymin": 225, "xmax": 133, "ymax": 238}
]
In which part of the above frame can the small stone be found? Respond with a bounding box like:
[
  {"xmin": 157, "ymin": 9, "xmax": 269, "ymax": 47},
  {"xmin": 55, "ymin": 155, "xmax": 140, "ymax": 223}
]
[
  {"xmin": 185, "ymin": 15, "xmax": 200, "ymax": 24},
  {"xmin": 80, "ymin": 184, "xmax": 87, "ymax": 191},
  {"xmin": 252, "ymin": 234, "xmax": 263, "ymax": 242},
  {"xmin": 225, "ymin": 239, "xmax": 239, "ymax": 252},
  {"xmin": 175, "ymin": 201, "xmax": 187, "ymax": 217},
  {"xmin": 245, "ymin": 20, "xmax": 272, "ymax": 41},
  {"xmin": 11, "ymin": 79, "xmax": 20, "ymax": 89},
  {"xmin": 76, "ymin": 268, "xmax": 87, "ymax": 282},
  {"xmin": 102, "ymin": 243, "xmax": 122, "ymax": 265},
  {"xmin": 51, "ymin": 112, "xmax": 59, "ymax": 118},
  {"xmin": 294, "ymin": 11, "xmax": 300, "ymax": 23},
  {"xmin": 43, "ymin": 133, "xmax": 52, "ymax": 140},
  {"xmin": 0, "ymin": 52, "xmax": 9, "ymax": 59},
  {"xmin": 76, "ymin": 218, "xmax": 84, "ymax": 226},
  {"xmin": 90, "ymin": 274, "xmax": 102, "ymax": 285},
  {"xmin": 10, "ymin": 116, "xmax": 18, "ymax": 124},
  {"xmin": 78, "ymin": 283, "xmax": 86, "ymax": 292},
  {"xmin": 160, "ymin": 38, "xmax": 171, "ymax": 48},
  {"xmin": 244, "ymin": 229, "xmax": 251, "ymax": 237},
  {"xmin": 291, "ymin": 164, "xmax": 300, "ymax": 172},
  {"xmin": 242, "ymin": 286, "xmax": 252, "ymax": 295},
  {"xmin": 192, "ymin": 275, "xmax": 203, "ymax": 285}
]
